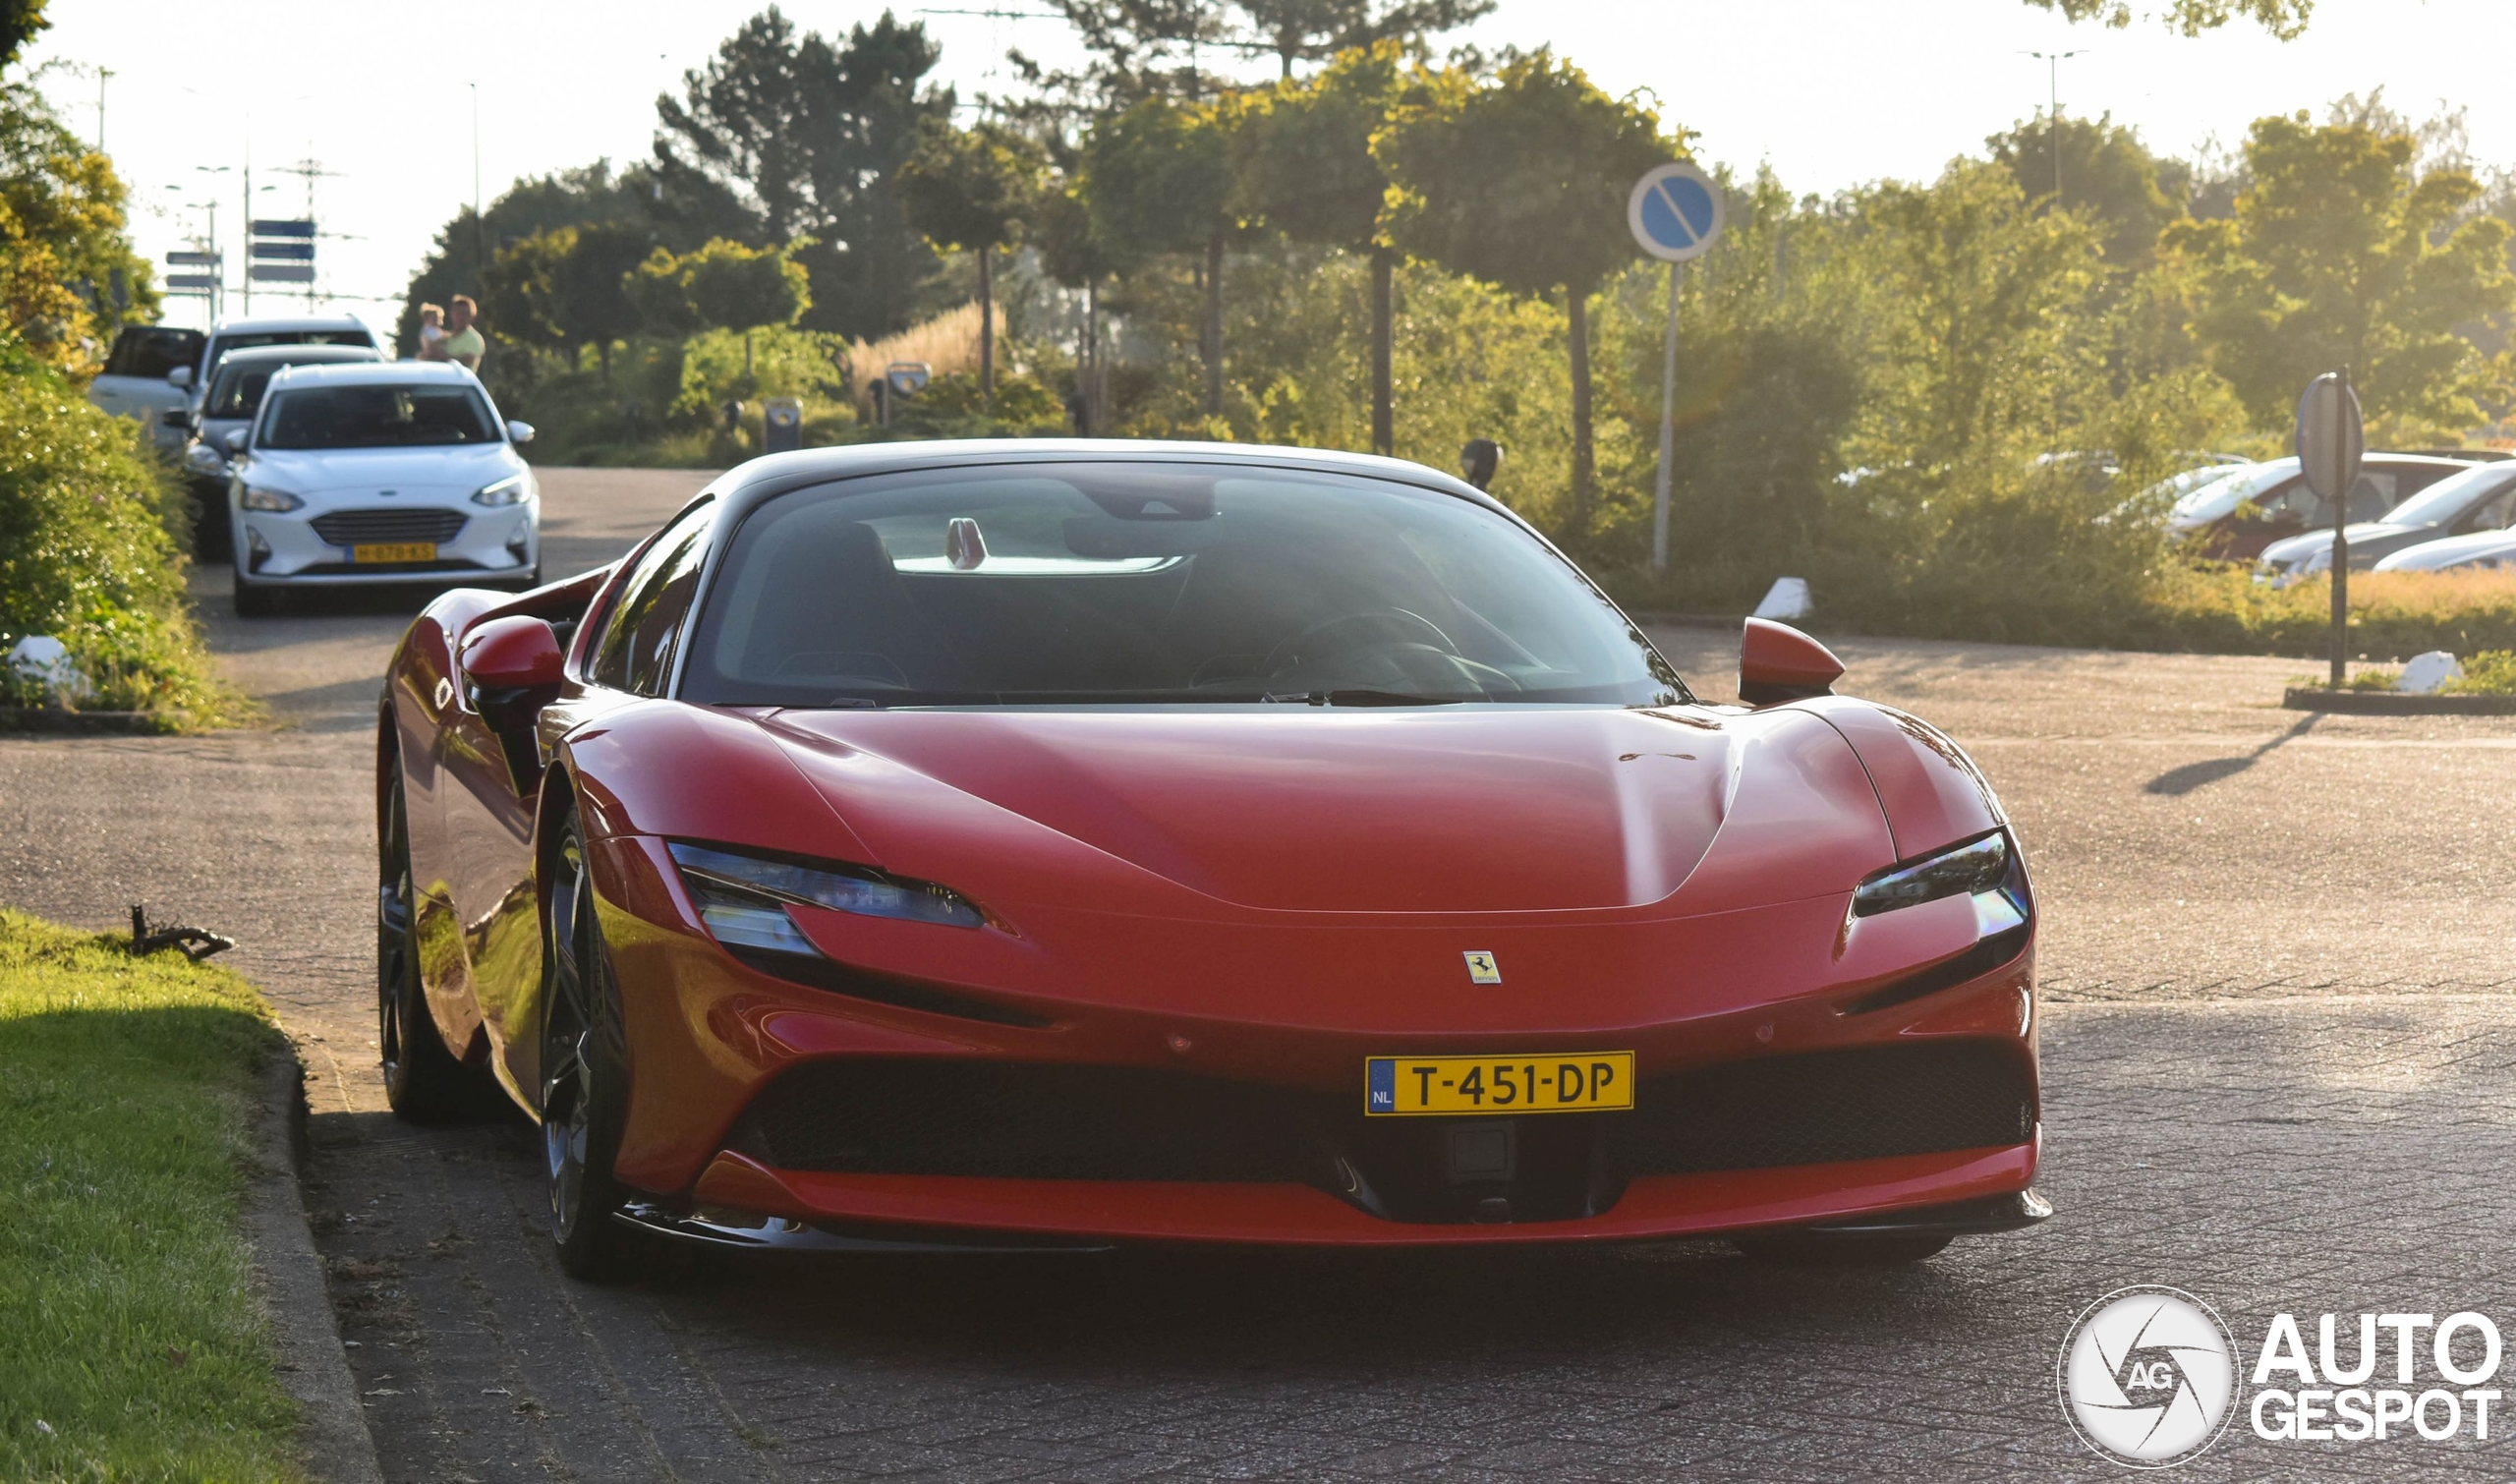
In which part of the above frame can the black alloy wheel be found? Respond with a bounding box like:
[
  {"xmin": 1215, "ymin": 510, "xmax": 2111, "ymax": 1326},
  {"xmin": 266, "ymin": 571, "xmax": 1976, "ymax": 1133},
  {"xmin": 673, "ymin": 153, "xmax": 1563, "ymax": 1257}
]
[
  {"xmin": 379, "ymin": 764, "xmax": 470, "ymax": 1118},
  {"xmin": 541, "ymin": 806, "xmax": 636, "ymax": 1280}
]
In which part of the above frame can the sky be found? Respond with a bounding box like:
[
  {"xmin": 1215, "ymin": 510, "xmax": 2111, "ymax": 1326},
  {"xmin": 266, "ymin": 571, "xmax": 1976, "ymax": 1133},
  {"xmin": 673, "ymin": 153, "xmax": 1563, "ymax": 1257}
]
[{"xmin": 23, "ymin": 0, "xmax": 2516, "ymax": 337}]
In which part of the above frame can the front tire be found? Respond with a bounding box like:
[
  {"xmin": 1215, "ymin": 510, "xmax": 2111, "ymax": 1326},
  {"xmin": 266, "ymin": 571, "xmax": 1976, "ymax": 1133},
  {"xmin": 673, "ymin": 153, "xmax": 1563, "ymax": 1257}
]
[
  {"xmin": 541, "ymin": 805, "xmax": 637, "ymax": 1281},
  {"xmin": 232, "ymin": 572, "xmax": 279, "ymax": 618},
  {"xmin": 379, "ymin": 765, "xmax": 472, "ymax": 1119}
]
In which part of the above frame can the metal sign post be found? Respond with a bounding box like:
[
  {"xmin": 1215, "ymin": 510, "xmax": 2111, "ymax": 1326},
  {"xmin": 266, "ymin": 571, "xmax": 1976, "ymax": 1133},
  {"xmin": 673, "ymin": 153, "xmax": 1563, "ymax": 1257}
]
[
  {"xmin": 2295, "ymin": 368, "xmax": 2366, "ymax": 689},
  {"xmin": 1627, "ymin": 162, "xmax": 1726, "ymax": 574}
]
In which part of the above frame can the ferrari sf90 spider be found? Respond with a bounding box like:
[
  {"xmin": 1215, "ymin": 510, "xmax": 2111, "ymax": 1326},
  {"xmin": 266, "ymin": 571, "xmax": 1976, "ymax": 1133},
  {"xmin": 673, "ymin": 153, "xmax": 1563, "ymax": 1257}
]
[{"xmin": 378, "ymin": 441, "xmax": 2046, "ymax": 1278}]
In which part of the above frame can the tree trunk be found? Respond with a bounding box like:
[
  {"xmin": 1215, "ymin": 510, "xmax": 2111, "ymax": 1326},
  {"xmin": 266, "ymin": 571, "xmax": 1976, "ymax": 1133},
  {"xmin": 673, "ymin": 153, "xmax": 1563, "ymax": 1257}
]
[
  {"xmin": 1370, "ymin": 245, "xmax": 1394, "ymax": 458},
  {"xmin": 978, "ymin": 248, "xmax": 995, "ymax": 409},
  {"xmin": 1085, "ymin": 278, "xmax": 1102, "ymax": 433},
  {"xmin": 598, "ymin": 339, "xmax": 611, "ymax": 382},
  {"xmin": 1203, "ymin": 227, "xmax": 1226, "ymax": 419},
  {"xmin": 743, "ymin": 329, "xmax": 754, "ymax": 378},
  {"xmin": 1569, "ymin": 283, "xmax": 1594, "ymax": 531}
]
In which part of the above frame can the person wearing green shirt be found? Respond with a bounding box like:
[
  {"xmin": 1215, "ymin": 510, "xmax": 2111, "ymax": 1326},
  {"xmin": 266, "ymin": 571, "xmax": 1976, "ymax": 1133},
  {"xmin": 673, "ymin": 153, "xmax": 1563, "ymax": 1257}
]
[{"xmin": 437, "ymin": 295, "xmax": 485, "ymax": 371}]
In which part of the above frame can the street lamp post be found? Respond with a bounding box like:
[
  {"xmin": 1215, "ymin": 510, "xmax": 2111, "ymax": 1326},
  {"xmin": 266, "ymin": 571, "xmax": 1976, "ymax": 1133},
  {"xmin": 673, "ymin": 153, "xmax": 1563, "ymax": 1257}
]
[
  {"xmin": 468, "ymin": 83, "xmax": 484, "ymax": 286},
  {"xmin": 2025, "ymin": 49, "xmax": 2087, "ymax": 204}
]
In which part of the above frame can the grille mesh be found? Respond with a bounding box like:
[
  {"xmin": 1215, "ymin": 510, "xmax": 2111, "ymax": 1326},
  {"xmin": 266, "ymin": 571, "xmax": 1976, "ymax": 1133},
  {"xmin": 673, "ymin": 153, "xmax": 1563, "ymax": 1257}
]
[
  {"xmin": 1617, "ymin": 1041, "xmax": 2033, "ymax": 1176},
  {"xmin": 309, "ymin": 507, "xmax": 469, "ymax": 545},
  {"xmin": 730, "ymin": 1039, "xmax": 2035, "ymax": 1206}
]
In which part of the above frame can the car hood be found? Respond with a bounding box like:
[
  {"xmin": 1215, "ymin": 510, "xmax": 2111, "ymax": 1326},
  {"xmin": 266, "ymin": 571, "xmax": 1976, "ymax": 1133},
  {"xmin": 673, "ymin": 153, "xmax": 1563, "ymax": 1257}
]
[
  {"xmin": 751, "ymin": 705, "xmax": 1895, "ymax": 917},
  {"xmin": 2378, "ymin": 529, "xmax": 2516, "ymax": 570},
  {"xmin": 242, "ymin": 444, "xmax": 518, "ymax": 496},
  {"xmin": 2260, "ymin": 521, "xmax": 2420, "ymax": 564}
]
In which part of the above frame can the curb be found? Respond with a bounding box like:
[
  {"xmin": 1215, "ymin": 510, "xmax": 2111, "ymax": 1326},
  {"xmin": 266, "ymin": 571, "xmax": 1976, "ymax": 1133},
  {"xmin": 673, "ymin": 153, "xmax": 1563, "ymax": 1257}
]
[
  {"xmin": 247, "ymin": 1048, "xmax": 386, "ymax": 1484},
  {"xmin": 2281, "ymin": 687, "xmax": 2516, "ymax": 715},
  {"xmin": 0, "ymin": 708, "xmax": 164, "ymax": 734}
]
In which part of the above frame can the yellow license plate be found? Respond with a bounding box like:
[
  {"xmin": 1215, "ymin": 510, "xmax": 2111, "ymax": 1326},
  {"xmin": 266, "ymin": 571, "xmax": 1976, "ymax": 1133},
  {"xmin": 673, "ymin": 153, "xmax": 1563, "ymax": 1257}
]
[
  {"xmin": 1365, "ymin": 1053, "xmax": 1634, "ymax": 1115},
  {"xmin": 352, "ymin": 542, "xmax": 435, "ymax": 564}
]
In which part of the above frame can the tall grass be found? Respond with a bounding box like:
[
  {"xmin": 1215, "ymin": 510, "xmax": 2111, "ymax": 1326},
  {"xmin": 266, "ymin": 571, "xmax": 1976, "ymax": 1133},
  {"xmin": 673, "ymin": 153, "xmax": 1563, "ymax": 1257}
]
[{"xmin": 846, "ymin": 302, "xmax": 1006, "ymax": 422}]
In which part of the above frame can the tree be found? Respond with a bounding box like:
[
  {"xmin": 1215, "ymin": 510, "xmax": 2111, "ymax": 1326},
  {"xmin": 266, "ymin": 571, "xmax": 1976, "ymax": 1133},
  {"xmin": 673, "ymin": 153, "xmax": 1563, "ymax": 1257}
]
[
  {"xmin": 1083, "ymin": 96, "xmax": 1238, "ymax": 417},
  {"xmin": 1378, "ymin": 53, "xmax": 1674, "ymax": 526},
  {"xmin": 1230, "ymin": 0, "xmax": 1490, "ymax": 79},
  {"xmin": 2022, "ymin": 0, "xmax": 2311, "ymax": 35},
  {"xmin": 1233, "ymin": 42, "xmax": 1409, "ymax": 452},
  {"xmin": 479, "ymin": 227, "xmax": 573, "ymax": 355},
  {"xmin": 1986, "ymin": 112, "xmax": 2184, "ymax": 267},
  {"xmin": 2, "ymin": 0, "xmax": 44, "ymax": 68},
  {"xmin": 2161, "ymin": 113, "xmax": 2515, "ymax": 441},
  {"xmin": 553, "ymin": 222, "xmax": 653, "ymax": 378},
  {"xmin": 630, "ymin": 239, "xmax": 812, "ymax": 375},
  {"xmin": 653, "ymin": 7, "xmax": 954, "ymax": 339},
  {"xmin": 0, "ymin": 81, "xmax": 153, "ymax": 371},
  {"xmin": 897, "ymin": 121, "xmax": 1046, "ymax": 401},
  {"xmin": 1013, "ymin": 0, "xmax": 1235, "ymax": 121}
]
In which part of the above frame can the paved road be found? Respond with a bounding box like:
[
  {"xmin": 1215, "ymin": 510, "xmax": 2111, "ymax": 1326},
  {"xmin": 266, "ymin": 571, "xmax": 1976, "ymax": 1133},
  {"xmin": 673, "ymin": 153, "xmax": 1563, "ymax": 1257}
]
[{"xmin": 4, "ymin": 467, "xmax": 2513, "ymax": 1480}]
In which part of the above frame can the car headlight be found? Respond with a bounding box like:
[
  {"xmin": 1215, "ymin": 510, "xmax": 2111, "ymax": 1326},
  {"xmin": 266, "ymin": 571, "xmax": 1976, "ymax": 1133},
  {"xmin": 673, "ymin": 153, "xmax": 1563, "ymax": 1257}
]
[
  {"xmin": 240, "ymin": 486, "xmax": 302, "ymax": 512},
  {"xmin": 185, "ymin": 444, "xmax": 227, "ymax": 477},
  {"xmin": 472, "ymin": 474, "xmax": 531, "ymax": 507},
  {"xmin": 1853, "ymin": 831, "xmax": 2017, "ymax": 922},
  {"xmin": 668, "ymin": 842, "xmax": 985, "ymax": 955}
]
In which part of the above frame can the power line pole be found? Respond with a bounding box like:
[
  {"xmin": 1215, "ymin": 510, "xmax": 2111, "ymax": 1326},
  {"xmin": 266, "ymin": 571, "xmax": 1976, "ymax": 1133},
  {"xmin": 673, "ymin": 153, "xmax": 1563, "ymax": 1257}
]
[
  {"xmin": 2025, "ymin": 49, "xmax": 2086, "ymax": 205},
  {"xmin": 469, "ymin": 83, "xmax": 484, "ymax": 286},
  {"xmin": 95, "ymin": 68, "xmax": 111, "ymax": 152}
]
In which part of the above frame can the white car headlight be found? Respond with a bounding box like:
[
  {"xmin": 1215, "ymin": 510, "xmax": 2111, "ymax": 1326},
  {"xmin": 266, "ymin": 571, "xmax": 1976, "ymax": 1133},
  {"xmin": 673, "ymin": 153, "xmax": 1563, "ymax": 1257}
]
[
  {"xmin": 240, "ymin": 486, "xmax": 302, "ymax": 512},
  {"xmin": 472, "ymin": 474, "xmax": 532, "ymax": 507},
  {"xmin": 184, "ymin": 444, "xmax": 227, "ymax": 478},
  {"xmin": 1853, "ymin": 832, "xmax": 2017, "ymax": 921},
  {"xmin": 668, "ymin": 841, "xmax": 985, "ymax": 953}
]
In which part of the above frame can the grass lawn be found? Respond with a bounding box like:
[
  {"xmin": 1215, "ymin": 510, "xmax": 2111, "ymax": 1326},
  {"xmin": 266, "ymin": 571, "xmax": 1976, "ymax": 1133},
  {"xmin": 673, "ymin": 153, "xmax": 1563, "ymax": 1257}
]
[{"xmin": 0, "ymin": 910, "xmax": 304, "ymax": 1482}]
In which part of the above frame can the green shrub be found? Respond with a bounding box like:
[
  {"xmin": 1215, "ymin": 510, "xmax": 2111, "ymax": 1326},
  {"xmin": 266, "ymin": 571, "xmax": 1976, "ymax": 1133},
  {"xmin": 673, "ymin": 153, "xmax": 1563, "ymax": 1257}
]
[
  {"xmin": 2445, "ymin": 650, "xmax": 2516, "ymax": 695},
  {"xmin": 0, "ymin": 353, "xmax": 238, "ymax": 725}
]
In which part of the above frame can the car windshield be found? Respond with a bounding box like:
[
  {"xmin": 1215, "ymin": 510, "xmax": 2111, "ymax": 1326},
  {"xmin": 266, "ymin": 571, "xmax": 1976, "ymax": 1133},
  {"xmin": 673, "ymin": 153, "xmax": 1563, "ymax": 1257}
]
[
  {"xmin": 2175, "ymin": 462, "xmax": 2293, "ymax": 524},
  {"xmin": 259, "ymin": 384, "xmax": 501, "ymax": 448},
  {"xmin": 207, "ymin": 356, "xmax": 372, "ymax": 419},
  {"xmin": 682, "ymin": 462, "xmax": 1687, "ymax": 708},
  {"xmin": 2374, "ymin": 464, "xmax": 2516, "ymax": 528}
]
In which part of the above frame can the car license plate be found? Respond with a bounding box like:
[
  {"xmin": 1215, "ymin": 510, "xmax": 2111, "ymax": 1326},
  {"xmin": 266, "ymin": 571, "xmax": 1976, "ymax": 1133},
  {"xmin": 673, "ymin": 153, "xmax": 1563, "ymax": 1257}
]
[
  {"xmin": 1365, "ymin": 1053, "xmax": 1634, "ymax": 1115},
  {"xmin": 352, "ymin": 542, "xmax": 435, "ymax": 564}
]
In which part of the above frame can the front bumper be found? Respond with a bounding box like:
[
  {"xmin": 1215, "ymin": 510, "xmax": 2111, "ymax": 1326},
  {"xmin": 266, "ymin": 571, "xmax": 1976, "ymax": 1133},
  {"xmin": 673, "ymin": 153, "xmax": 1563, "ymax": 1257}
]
[
  {"xmin": 234, "ymin": 499, "xmax": 537, "ymax": 585},
  {"xmin": 588, "ymin": 833, "xmax": 2045, "ymax": 1247}
]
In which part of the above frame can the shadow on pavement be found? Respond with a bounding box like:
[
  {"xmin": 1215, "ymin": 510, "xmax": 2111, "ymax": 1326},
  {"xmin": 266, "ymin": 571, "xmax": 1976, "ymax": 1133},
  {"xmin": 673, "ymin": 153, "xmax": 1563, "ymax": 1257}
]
[{"xmin": 2144, "ymin": 713, "xmax": 2319, "ymax": 796}]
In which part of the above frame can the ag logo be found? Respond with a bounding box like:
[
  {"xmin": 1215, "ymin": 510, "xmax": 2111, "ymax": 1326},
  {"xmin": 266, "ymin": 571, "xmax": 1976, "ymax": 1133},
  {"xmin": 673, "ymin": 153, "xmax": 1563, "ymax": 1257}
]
[
  {"xmin": 1461, "ymin": 950, "xmax": 1501, "ymax": 985},
  {"xmin": 2059, "ymin": 1285, "xmax": 2240, "ymax": 1467}
]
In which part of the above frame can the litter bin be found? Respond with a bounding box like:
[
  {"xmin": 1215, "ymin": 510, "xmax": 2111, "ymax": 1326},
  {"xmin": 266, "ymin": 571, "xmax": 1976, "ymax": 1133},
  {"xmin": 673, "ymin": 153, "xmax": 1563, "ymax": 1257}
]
[{"xmin": 763, "ymin": 397, "xmax": 803, "ymax": 454}]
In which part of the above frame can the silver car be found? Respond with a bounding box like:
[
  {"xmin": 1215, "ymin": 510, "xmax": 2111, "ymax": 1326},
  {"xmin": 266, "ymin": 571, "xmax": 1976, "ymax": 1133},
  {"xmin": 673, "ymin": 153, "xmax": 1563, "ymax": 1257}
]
[
  {"xmin": 226, "ymin": 363, "xmax": 539, "ymax": 616},
  {"xmin": 2258, "ymin": 462, "xmax": 2516, "ymax": 578}
]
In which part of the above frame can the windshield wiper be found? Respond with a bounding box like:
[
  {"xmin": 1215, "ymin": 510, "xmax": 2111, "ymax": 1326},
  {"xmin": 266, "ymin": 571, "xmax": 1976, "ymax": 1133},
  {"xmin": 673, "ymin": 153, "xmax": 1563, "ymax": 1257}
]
[{"xmin": 1262, "ymin": 689, "xmax": 1459, "ymax": 707}]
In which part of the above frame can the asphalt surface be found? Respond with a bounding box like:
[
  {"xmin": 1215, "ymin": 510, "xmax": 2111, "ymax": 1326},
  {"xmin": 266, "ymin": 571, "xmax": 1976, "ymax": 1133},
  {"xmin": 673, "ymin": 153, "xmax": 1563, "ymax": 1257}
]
[{"xmin": 4, "ymin": 465, "xmax": 2513, "ymax": 1480}]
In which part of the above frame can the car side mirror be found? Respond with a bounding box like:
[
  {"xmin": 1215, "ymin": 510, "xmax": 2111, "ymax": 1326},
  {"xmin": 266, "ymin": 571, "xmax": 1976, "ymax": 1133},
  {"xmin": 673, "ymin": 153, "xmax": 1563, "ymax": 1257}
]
[
  {"xmin": 166, "ymin": 366, "xmax": 193, "ymax": 389},
  {"xmin": 460, "ymin": 615, "xmax": 565, "ymax": 693},
  {"xmin": 222, "ymin": 428, "xmax": 249, "ymax": 455},
  {"xmin": 161, "ymin": 409, "xmax": 190, "ymax": 428},
  {"xmin": 1739, "ymin": 617, "xmax": 1844, "ymax": 707},
  {"xmin": 506, "ymin": 421, "xmax": 535, "ymax": 445}
]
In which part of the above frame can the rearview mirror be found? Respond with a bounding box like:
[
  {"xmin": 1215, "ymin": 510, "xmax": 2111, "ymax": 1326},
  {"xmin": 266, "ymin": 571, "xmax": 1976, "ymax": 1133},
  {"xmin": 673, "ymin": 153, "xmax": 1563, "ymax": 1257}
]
[
  {"xmin": 459, "ymin": 615, "xmax": 564, "ymax": 693},
  {"xmin": 166, "ymin": 366, "xmax": 193, "ymax": 389},
  {"xmin": 1739, "ymin": 617, "xmax": 1844, "ymax": 706},
  {"xmin": 506, "ymin": 420, "xmax": 535, "ymax": 445}
]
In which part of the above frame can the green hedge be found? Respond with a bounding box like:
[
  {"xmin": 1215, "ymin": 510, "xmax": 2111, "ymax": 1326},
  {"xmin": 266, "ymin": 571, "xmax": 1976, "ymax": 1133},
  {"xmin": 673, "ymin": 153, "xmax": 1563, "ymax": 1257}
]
[{"xmin": 0, "ymin": 351, "xmax": 238, "ymax": 725}]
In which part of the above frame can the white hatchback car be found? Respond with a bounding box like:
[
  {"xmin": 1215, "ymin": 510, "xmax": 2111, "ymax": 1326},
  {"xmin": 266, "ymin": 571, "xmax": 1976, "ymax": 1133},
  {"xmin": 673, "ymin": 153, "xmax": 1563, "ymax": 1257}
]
[{"xmin": 226, "ymin": 363, "xmax": 540, "ymax": 616}]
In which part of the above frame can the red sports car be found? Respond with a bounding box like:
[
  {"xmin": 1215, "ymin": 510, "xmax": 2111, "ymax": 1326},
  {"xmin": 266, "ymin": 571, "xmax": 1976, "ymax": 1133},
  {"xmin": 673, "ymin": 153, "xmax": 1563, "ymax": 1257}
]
[{"xmin": 378, "ymin": 442, "xmax": 2046, "ymax": 1278}]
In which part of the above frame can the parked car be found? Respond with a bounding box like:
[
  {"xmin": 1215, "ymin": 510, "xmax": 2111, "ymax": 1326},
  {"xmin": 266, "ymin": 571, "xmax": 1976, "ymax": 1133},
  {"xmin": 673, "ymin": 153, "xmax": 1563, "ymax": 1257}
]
[
  {"xmin": 2257, "ymin": 461, "xmax": 2516, "ymax": 578},
  {"xmin": 225, "ymin": 362, "xmax": 538, "ymax": 616},
  {"xmin": 86, "ymin": 324, "xmax": 205, "ymax": 450},
  {"xmin": 177, "ymin": 313, "xmax": 383, "ymax": 420},
  {"xmin": 2167, "ymin": 453, "xmax": 2475, "ymax": 560},
  {"xmin": 377, "ymin": 441, "xmax": 2049, "ymax": 1279},
  {"xmin": 2373, "ymin": 526, "xmax": 2516, "ymax": 574},
  {"xmin": 181, "ymin": 343, "xmax": 387, "ymax": 559}
]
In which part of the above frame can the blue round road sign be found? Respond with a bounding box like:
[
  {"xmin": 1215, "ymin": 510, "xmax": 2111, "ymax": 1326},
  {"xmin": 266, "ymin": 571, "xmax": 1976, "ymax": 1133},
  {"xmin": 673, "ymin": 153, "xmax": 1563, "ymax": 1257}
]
[{"xmin": 1628, "ymin": 162, "xmax": 1725, "ymax": 262}]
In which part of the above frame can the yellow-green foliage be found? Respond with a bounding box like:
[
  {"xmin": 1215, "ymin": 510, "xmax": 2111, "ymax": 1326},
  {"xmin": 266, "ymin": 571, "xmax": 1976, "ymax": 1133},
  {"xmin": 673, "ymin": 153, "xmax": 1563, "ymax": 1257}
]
[
  {"xmin": 2446, "ymin": 650, "xmax": 2516, "ymax": 695},
  {"xmin": 0, "ymin": 911, "xmax": 302, "ymax": 1481},
  {"xmin": 0, "ymin": 360, "xmax": 241, "ymax": 724}
]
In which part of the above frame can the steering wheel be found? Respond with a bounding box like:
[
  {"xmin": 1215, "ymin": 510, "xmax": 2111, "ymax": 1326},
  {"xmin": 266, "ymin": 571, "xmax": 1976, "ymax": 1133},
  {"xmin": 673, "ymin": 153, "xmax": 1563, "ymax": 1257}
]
[{"xmin": 1260, "ymin": 607, "xmax": 1457, "ymax": 678}]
